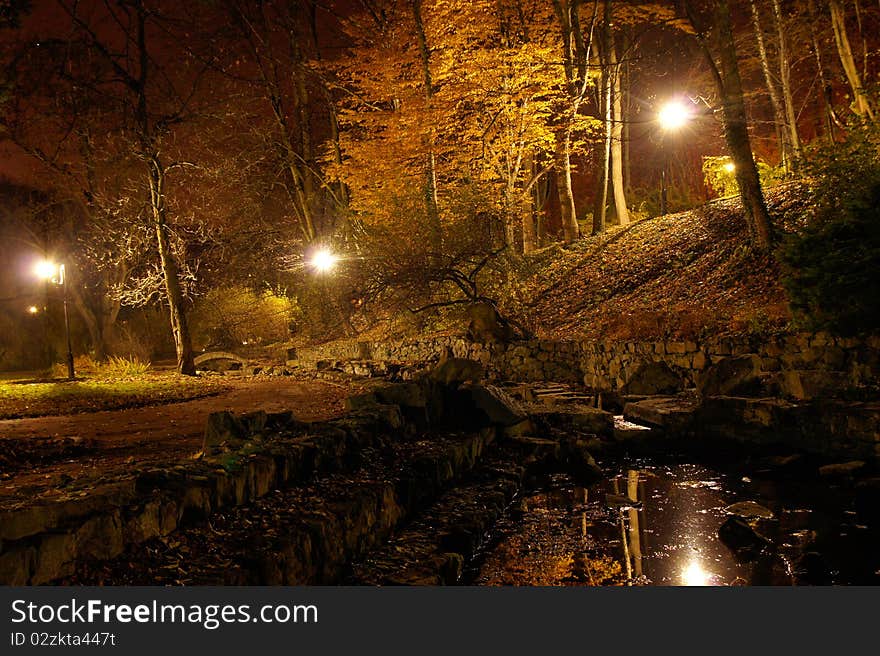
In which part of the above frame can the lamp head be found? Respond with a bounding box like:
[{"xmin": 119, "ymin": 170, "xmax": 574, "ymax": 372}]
[{"xmin": 658, "ymin": 100, "xmax": 693, "ymax": 131}]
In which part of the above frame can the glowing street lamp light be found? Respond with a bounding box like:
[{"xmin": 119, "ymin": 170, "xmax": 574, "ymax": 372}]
[
  {"xmin": 308, "ymin": 248, "xmax": 338, "ymax": 274},
  {"xmin": 658, "ymin": 100, "xmax": 693, "ymax": 132},
  {"xmin": 657, "ymin": 99, "xmax": 694, "ymax": 216},
  {"xmin": 723, "ymin": 161, "xmax": 736, "ymax": 173},
  {"xmin": 33, "ymin": 259, "xmax": 75, "ymax": 380},
  {"xmin": 27, "ymin": 305, "xmax": 39, "ymax": 315}
]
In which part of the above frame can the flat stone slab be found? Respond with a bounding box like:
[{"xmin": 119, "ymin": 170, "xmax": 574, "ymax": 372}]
[{"xmin": 623, "ymin": 395, "xmax": 700, "ymax": 433}]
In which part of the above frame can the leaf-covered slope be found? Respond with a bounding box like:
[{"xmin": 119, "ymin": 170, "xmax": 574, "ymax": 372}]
[{"xmin": 521, "ymin": 186, "xmax": 801, "ymax": 341}]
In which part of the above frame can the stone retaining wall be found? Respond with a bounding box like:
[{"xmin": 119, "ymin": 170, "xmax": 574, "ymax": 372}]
[{"xmin": 298, "ymin": 333, "xmax": 880, "ymax": 399}]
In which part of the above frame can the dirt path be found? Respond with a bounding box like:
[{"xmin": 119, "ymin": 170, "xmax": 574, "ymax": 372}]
[{"xmin": 0, "ymin": 377, "xmax": 353, "ymax": 506}]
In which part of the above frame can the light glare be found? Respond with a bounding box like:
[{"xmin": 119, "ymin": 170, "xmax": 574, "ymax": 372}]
[
  {"xmin": 34, "ymin": 260, "xmax": 58, "ymax": 280},
  {"xmin": 309, "ymin": 248, "xmax": 338, "ymax": 273},
  {"xmin": 723, "ymin": 162, "xmax": 736, "ymax": 173},
  {"xmin": 682, "ymin": 561, "xmax": 710, "ymax": 586},
  {"xmin": 658, "ymin": 100, "xmax": 692, "ymax": 131}
]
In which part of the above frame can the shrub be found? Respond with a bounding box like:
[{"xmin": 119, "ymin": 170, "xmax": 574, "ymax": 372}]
[
  {"xmin": 779, "ymin": 125, "xmax": 880, "ymax": 336},
  {"xmin": 703, "ymin": 156, "xmax": 785, "ymax": 198},
  {"xmin": 99, "ymin": 356, "xmax": 152, "ymax": 377},
  {"xmin": 190, "ymin": 286, "xmax": 298, "ymax": 350}
]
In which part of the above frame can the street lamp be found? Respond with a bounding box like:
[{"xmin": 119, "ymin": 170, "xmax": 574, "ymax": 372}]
[
  {"xmin": 33, "ymin": 259, "xmax": 75, "ymax": 380},
  {"xmin": 657, "ymin": 99, "xmax": 694, "ymax": 216},
  {"xmin": 308, "ymin": 247, "xmax": 338, "ymax": 274}
]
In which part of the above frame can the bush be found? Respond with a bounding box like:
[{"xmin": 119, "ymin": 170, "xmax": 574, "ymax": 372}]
[
  {"xmin": 99, "ymin": 355, "xmax": 152, "ymax": 377},
  {"xmin": 703, "ymin": 156, "xmax": 786, "ymax": 198},
  {"xmin": 779, "ymin": 126, "xmax": 880, "ymax": 336},
  {"xmin": 190, "ymin": 286, "xmax": 298, "ymax": 350}
]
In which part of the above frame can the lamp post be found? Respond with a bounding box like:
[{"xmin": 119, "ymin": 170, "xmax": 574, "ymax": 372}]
[
  {"xmin": 657, "ymin": 99, "xmax": 693, "ymax": 216},
  {"xmin": 34, "ymin": 260, "xmax": 75, "ymax": 380}
]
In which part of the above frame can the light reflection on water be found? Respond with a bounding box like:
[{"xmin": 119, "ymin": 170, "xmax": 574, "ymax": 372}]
[
  {"xmin": 473, "ymin": 459, "xmax": 880, "ymax": 586},
  {"xmin": 609, "ymin": 465, "xmax": 756, "ymax": 586}
]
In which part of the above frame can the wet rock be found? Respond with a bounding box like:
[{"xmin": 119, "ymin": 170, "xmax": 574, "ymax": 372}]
[
  {"xmin": 569, "ymin": 406, "xmax": 614, "ymax": 436},
  {"xmin": 718, "ymin": 516, "xmax": 773, "ymax": 562},
  {"xmin": 793, "ymin": 551, "xmax": 832, "ymax": 585},
  {"xmin": 604, "ymin": 493, "xmax": 641, "ymax": 510},
  {"xmin": 755, "ymin": 453, "xmax": 804, "ymax": 472},
  {"xmin": 508, "ymin": 437, "xmax": 561, "ymax": 461},
  {"xmin": 818, "ymin": 461, "xmax": 865, "ymax": 478},
  {"xmin": 527, "ymin": 405, "xmax": 614, "ymax": 437},
  {"xmin": 203, "ymin": 411, "xmax": 246, "ymax": 449},
  {"xmin": 725, "ymin": 501, "xmax": 775, "ymax": 520},
  {"xmin": 502, "ymin": 418, "xmax": 534, "ymax": 438},
  {"xmin": 560, "ymin": 440, "xmax": 603, "ymax": 486},
  {"xmin": 697, "ymin": 354, "xmax": 763, "ymax": 398},
  {"xmin": 429, "ymin": 358, "xmax": 484, "ymax": 386},
  {"xmin": 622, "ymin": 396, "xmax": 699, "ymax": 433},
  {"xmin": 622, "ymin": 361, "xmax": 684, "ymax": 396},
  {"xmin": 374, "ymin": 382, "xmax": 428, "ymax": 409},
  {"xmin": 439, "ymin": 553, "xmax": 464, "ymax": 584},
  {"xmin": 462, "ymin": 383, "xmax": 527, "ymax": 427}
]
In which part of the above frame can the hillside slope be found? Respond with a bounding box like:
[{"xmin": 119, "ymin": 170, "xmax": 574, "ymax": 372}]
[
  {"xmin": 520, "ymin": 184, "xmax": 802, "ymax": 341},
  {"xmin": 348, "ymin": 185, "xmax": 802, "ymax": 344}
]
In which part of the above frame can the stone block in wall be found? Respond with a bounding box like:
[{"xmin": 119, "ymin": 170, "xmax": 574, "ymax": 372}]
[
  {"xmin": 666, "ymin": 342, "xmax": 688, "ymax": 354},
  {"xmin": 760, "ymin": 357, "xmax": 781, "ymax": 372},
  {"xmin": 780, "ymin": 369, "xmax": 851, "ymax": 401},
  {"xmin": 822, "ymin": 346, "xmax": 847, "ymax": 370},
  {"xmin": 621, "ymin": 360, "xmax": 685, "ymax": 395},
  {"xmin": 698, "ymin": 354, "xmax": 763, "ymax": 398},
  {"xmin": 760, "ymin": 340, "xmax": 785, "ymax": 358},
  {"xmin": 692, "ymin": 351, "xmax": 708, "ymax": 370}
]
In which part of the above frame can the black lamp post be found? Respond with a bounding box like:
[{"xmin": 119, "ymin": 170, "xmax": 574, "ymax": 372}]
[
  {"xmin": 657, "ymin": 99, "xmax": 692, "ymax": 216},
  {"xmin": 35, "ymin": 260, "xmax": 75, "ymax": 380},
  {"xmin": 58, "ymin": 264, "xmax": 75, "ymax": 380}
]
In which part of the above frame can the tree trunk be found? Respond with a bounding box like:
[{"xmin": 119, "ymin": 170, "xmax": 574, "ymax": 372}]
[
  {"xmin": 522, "ymin": 152, "xmax": 537, "ymax": 254},
  {"xmin": 807, "ymin": 0, "xmax": 844, "ymax": 141},
  {"xmin": 770, "ymin": 0, "xmax": 803, "ymax": 170},
  {"xmin": 556, "ymin": 125, "xmax": 580, "ymax": 243},
  {"xmin": 610, "ymin": 39, "xmax": 629, "ymax": 225},
  {"xmin": 592, "ymin": 0, "xmax": 612, "ymax": 235},
  {"xmin": 750, "ymin": 0, "xmax": 793, "ymax": 172},
  {"xmin": 411, "ymin": 0, "xmax": 442, "ymax": 249},
  {"xmin": 829, "ymin": 0, "xmax": 875, "ymax": 120},
  {"xmin": 688, "ymin": 0, "xmax": 773, "ymax": 249},
  {"xmin": 149, "ymin": 157, "xmax": 196, "ymax": 375}
]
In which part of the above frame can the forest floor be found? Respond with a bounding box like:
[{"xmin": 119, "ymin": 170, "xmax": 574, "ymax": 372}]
[{"xmin": 0, "ymin": 375, "xmax": 352, "ymax": 509}]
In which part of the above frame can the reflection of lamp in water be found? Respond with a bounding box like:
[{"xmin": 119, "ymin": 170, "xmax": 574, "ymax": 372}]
[{"xmin": 682, "ymin": 561, "xmax": 710, "ymax": 586}]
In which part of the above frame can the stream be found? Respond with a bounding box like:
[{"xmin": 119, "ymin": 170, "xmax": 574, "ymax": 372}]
[{"xmin": 470, "ymin": 457, "xmax": 880, "ymax": 586}]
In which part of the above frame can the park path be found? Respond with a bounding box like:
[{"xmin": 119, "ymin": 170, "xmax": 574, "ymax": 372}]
[{"xmin": 0, "ymin": 377, "xmax": 352, "ymax": 506}]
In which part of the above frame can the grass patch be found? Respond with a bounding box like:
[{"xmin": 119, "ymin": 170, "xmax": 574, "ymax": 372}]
[{"xmin": 0, "ymin": 373, "xmax": 233, "ymax": 419}]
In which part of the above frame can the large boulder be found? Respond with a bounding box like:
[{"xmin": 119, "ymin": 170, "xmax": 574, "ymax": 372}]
[
  {"xmin": 203, "ymin": 411, "xmax": 246, "ymax": 449},
  {"xmin": 697, "ymin": 354, "xmax": 763, "ymax": 398},
  {"xmin": 429, "ymin": 358, "xmax": 484, "ymax": 386},
  {"xmin": 718, "ymin": 516, "xmax": 773, "ymax": 562},
  {"xmin": 622, "ymin": 361, "xmax": 684, "ymax": 395},
  {"xmin": 461, "ymin": 383, "xmax": 527, "ymax": 427}
]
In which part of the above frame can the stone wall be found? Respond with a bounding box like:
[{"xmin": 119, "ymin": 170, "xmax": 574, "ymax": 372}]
[{"xmin": 297, "ymin": 332, "xmax": 880, "ymax": 400}]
